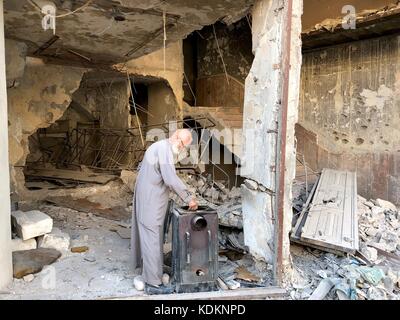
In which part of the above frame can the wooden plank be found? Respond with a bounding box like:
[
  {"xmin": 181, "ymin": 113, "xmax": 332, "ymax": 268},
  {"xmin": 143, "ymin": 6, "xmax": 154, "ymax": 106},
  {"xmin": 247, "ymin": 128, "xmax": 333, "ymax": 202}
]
[
  {"xmin": 104, "ymin": 287, "xmax": 286, "ymax": 300},
  {"xmin": 299, "ymin": 168, "xmax": 358, "ymax": 254},
  {"xmin": 290, "ymin": 175, "xmax": 320, "ymax": 242},
  {"xmin": 25, "ymin": 168, "xmax": 117, "ymax": 185}
]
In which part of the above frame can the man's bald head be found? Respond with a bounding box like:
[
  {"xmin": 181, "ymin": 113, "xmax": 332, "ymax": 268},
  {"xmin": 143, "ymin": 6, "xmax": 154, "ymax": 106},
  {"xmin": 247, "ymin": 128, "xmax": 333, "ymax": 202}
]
[{"xmin": 169, "ymin": 129, "xmax": 193, "ymax": 153}]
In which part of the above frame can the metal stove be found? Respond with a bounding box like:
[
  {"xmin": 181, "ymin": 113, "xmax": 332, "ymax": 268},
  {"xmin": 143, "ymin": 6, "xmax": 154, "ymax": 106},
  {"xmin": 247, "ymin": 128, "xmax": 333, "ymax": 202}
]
[{"xmin": 171, "ymin": 203, "xmax": 219, "ymax": 293}]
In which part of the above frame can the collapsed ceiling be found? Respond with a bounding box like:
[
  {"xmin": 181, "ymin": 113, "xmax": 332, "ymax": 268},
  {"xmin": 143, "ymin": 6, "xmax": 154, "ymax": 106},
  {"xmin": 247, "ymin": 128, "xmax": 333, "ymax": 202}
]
[{"xmin": 4, "ymin": 0, "xmax": 254, "ymax": 65}]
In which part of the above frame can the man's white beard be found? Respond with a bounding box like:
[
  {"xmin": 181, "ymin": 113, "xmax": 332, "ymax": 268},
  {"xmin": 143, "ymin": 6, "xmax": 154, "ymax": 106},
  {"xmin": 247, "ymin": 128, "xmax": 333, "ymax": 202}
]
[{"xmin": 172, "ymin": 144, "xmax": 180, "ymax": 155}]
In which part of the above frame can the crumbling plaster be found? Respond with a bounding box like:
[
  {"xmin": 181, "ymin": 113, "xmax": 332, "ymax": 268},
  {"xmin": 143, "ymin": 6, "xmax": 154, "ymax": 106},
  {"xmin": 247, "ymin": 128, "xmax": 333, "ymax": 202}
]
[
  {"xmin": 7, "ymin": 56, "xmax": 85, "ymax": 198},
  {"xmin": 123, "ymin": 41, "xmax": 184, "ymax": 120},
  {"xmin": 241, "ymin": 0, "xmax": 302, "ymax": 271},
  {"xmin": 300, "ymin": 36, "xmax": 400, "ymax": 155},
  {"xmin": 4, "ymin": 0, "xmax": 255, "ymax": 64},
  {"xmin": 197, "ymin": 19, "xmax": 253, "ymax": 83},
  {"xmin": 5, "ymin": 38, "xmax": 26, "ymax": 88},
  {"xmin": 298, "ymin": 34, "xmax": 400, "ymax": 205}
]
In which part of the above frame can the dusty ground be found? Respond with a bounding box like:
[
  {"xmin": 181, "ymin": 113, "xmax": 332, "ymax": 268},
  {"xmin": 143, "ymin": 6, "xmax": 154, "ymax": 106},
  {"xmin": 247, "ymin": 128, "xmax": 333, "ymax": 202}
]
[{"xmin": 2, "ymin": 205, "xmax": 140, "ymax": 300}]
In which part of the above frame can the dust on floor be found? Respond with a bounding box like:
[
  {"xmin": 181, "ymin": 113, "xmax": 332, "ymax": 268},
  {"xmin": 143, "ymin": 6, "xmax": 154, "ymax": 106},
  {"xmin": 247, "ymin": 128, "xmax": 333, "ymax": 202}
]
[{"xmin": 2, "ymin": 205, "xmax": 140, "ymax": 300}]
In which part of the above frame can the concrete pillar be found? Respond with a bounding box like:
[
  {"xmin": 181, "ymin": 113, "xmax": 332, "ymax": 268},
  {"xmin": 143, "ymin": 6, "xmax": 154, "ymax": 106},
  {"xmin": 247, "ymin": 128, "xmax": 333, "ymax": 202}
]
[
  {"xmin": 241, "ymin": 0, "xmax": 302, "ymax": 270},
  {"xmin": 0, "ymin": 0, "xmax": 13, "ymax": 289}
]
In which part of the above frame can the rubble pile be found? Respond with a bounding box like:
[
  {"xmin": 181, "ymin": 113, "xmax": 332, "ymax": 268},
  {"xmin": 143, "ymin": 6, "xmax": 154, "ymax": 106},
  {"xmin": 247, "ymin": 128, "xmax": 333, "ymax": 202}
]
[
  {"xmin": 289, "ymin": 192, "xmax": 400, "ymax": 300},
  {"xmin": 176, "ymin": 173, "xmax": 243, "ymax": 230},
  {"xmin": 174, "ymin": 173, "xmax": 273, "ymax": 289},
  {"xmin": 358, "ymin": 196, "xmax": 400, "ymax": 258},
  {"xmin": 10, "ymin": 209, "xmax": 70, "ymax": 280}
]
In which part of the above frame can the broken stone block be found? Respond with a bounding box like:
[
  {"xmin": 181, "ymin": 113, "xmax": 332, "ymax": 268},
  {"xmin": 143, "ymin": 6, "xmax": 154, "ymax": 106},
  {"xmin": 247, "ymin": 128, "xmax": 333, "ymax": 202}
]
[
  {"xmin": 11, "ymin": 210, "xmax": 53, "ymax": 240},
  {"xmin": 211, "ymin": 188, "xmax": 220, "ymax": 202},
  {"xmin": 244, "ymin": 179, "xmax": 258, "ymax": 191},
  {"xmin": 23, "ymin": 274, "xmax": 34, "ymax": 282},
  {"xmin": 364, "ymin": 201, "xmax": 374, "ymax": 209},
  {"xmin": 11, "ymin": 238, "xmax": 37, "ymax": 252},
  {"xmin": 361, "ymin": 247, "xmax": 378, "ymax": 262},
  {"xmin": 371, "ymin": 206, "xmax": 385, "ymax": 215},
  {"xmin": 37, "ymin": 227, "xmax": 70, "ymax": 252},
  {"xmin": 229, "ymin": 187, "xmax": 241, "ymax": 199},
  {"xmin": 219, "ymin": 193, "xmax": 228, "ymax": 202},
  {"xmin": 120, "ymin": 170, "xmax": 137, "ymax": 192},
  {"xmin": 365, "ymin": 227, "xmax": 378, "ymax": 237},
  {"xmin": 203, "ymin": 188, "xmax": 212, "ymax": 198},
  {"xmin": 12, "ymin": 248, "xmax": 61, "ymax": 279},
  {"xmin": 375, "ymin": 199, "xmax": 397, "ymax": 212}
]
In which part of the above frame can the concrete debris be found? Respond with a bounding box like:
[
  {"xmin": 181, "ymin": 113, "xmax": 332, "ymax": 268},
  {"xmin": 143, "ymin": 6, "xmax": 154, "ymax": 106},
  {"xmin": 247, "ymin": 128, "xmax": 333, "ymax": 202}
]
[
  {"xmin": 244, "ymin": 179, "xmax": 258, "ymax": 191},
  {"xmin": 11, "ymin": 238, "xmax": 37, "ymax": 252},
  {"xmin": 308, "ymin": 277, "xmax": 341, "ymax": 300},
  {"xmin": 289, "ymin": 187, "xmax": 400, "ymax": 301},
  {"xmin": 176, "ymin": 173, "xmax": 244, "ymax": 229},
  {"xmin": 11, "ymin": 210, "xmax": 53, "ymax": 240},
  {"xmin": 12, "ymin": 248, "xmax": 61, "ymax": 279},
  {"xmin": 360, "ymin": 246, "xmax": 378, "ymax": 263},
  {"xmin": 120, "ymin": 170, "xmax": 138, "ymax": 193},
  {"xmin": 358, "ymin": 196, "xmax": 400, "ymax": 255},
  {"xmin": 225, "ymin": 279, "xmax": 241, "ymax": 290},
  {"xmin": 290, "ymin": 242, "xmax": 400, "ymax": 300},
  {"xmin": 375, "ymin": 199, "xmax": 397, "ymax": 212},
  {"xmin": 217, "ymin": 277, "xmax": 229, "ymax": 290},
  {"xmin": 37, "ymin": 227, "xmax": 70, "ymax": 252},
  {"xmin": 23, "ymin": 274, "xmax": 35, "ymax": 283}
]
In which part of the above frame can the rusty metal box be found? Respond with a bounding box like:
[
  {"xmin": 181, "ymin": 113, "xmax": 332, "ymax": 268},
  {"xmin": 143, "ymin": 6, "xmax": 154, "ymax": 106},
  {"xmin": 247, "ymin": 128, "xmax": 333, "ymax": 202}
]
[{"xmin": 171, "ymin": 204, "xmax": 219, "ymax": 293}]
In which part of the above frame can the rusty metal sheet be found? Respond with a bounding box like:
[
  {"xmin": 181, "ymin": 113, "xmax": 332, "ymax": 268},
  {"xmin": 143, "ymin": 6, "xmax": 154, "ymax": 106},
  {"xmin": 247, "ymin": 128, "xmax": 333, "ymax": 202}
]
[{"xmin": 299, "ymin": 168, "xmax": 359, "ymax": 254}]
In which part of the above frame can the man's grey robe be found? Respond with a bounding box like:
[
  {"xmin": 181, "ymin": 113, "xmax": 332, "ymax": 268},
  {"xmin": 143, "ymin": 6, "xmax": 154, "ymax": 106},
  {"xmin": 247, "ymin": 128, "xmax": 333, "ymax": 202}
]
[{"xmin": 131, "ymin": 139, "xmax": 192, "ymax": 286}]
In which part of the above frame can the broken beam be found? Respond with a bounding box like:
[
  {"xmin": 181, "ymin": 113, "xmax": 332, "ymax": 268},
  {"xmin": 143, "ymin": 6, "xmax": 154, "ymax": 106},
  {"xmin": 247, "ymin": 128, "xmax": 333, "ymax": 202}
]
[{"xmin": 33, "ymin": 35, "xmax": 60, "ymax": 55}]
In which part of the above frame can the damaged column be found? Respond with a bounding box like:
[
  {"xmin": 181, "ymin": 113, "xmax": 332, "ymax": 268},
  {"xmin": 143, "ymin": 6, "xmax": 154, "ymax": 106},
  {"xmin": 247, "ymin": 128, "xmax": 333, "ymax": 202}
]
[
  {"xmin": 0, "ymin": 0, "xmax": 13, "ymax": 289},
  {"xmin": 241, "ymin": 0, "xmax": 302, "ymax": 275}
]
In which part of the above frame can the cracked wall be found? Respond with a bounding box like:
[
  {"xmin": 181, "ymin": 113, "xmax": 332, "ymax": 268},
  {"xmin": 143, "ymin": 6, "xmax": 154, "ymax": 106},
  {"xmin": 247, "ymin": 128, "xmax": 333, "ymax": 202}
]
[
  {"xmin": 298, "ymin": 34, "xmax": 400, "ymax": 205},
  {"xmin": 241, "ymin": 0, "xmax": 302, "ymax": 269},
  {"xmin": 7, "ymin": 55, "xmax": 85, "ymax": 199}
]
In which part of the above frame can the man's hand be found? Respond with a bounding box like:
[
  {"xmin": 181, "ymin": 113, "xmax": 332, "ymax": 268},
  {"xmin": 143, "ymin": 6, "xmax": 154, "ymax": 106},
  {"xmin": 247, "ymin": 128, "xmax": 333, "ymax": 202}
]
[{"xmin": 188, "ymin": 198, "xmax": 199, "ymax": 211}]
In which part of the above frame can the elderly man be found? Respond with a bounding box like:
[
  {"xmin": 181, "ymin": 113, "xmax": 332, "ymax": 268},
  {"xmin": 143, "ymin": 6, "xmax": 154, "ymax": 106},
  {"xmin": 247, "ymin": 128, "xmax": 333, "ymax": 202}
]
[{"xmin": 131, "ymin": 129, "xmax": 199, "ymax": 295}]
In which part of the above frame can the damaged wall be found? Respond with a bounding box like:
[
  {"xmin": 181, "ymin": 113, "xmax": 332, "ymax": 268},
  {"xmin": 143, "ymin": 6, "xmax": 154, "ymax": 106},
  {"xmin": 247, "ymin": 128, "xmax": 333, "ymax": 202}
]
[
  {"xmin": 197, "ymin": 20, "xmax": 253, "ymax": 83},
  {"xmin": 193, "ymin": 19, "xmax": 252, "ymax": 108},
  {"xmin": 7, "ymin": 55, "xmax": 84, "ymax": 198},
  {"xmin": 124, "ymin": 41, "xmax": 184, "ymax": 122},
  {"xmin": 148, "ymin": 81, "xmax": 178, "ymax": 126},
  {"xmin": 5, "ymin": 38, "xmax": 26, "ymax": 88},
  {"xmin": 94, "ymin": 81, "xmax": 130, "ymax": 129},
  {"xmin": 302, "ymin": 0, "xmax": 396, "ymax": 30},
  {"xmin": 241, "ymin": 0, "xmax": 302, "ymax": 272},
  {"xmin": 298, "ymin": 34, "xmax": 400, "ymax": 205}
]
